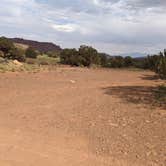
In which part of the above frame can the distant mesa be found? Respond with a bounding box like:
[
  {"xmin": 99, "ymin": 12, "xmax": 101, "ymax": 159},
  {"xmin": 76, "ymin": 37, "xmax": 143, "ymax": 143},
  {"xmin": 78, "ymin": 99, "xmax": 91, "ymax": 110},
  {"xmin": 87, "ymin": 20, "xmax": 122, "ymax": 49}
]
[{"xmin": 8, "ymin": 38, "xmax": 62, "ymax": 52}]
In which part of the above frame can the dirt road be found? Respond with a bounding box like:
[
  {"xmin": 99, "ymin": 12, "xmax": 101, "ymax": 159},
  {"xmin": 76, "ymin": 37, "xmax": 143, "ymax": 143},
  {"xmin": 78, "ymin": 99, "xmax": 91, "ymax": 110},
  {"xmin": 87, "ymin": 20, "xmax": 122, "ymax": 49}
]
[{"xmin": 0, "ymin": 67, "xmax": 165, "ymax": 166}]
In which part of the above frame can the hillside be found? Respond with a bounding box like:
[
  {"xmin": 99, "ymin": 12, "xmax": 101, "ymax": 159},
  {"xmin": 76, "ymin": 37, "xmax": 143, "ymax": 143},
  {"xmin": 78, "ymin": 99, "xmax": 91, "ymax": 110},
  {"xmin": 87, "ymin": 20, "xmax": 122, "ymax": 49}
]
[{"xmin": 8, "ymin": 38, "xmax": 62, "ymax": 52}]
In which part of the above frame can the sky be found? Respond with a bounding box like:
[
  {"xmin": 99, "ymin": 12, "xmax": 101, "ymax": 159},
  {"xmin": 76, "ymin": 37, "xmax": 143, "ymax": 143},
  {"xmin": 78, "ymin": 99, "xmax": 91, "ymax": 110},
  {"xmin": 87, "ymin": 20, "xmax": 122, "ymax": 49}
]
[{"xmin": 0, "ymin": 0, "xmax": 166, "ymax": 55}]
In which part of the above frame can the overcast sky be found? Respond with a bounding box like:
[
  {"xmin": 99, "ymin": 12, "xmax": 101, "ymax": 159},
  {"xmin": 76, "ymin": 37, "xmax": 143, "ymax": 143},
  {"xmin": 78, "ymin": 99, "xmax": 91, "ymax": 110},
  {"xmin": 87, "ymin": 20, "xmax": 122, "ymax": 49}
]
[{"xmin": 0, "ymin": 0, "xmax": 166, "ymax": 54}]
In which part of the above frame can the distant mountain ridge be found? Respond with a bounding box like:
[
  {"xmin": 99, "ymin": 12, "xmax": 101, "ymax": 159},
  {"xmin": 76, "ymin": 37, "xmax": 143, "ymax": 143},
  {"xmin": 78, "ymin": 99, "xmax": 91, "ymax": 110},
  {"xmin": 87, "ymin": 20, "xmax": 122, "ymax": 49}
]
[
  {"xmin": 8, "ymin": 38, "xmax": 62, "ymax": 52},
  {"xmin": 118, "ymin": 52, "xmax": 147, "ymax": 58}
]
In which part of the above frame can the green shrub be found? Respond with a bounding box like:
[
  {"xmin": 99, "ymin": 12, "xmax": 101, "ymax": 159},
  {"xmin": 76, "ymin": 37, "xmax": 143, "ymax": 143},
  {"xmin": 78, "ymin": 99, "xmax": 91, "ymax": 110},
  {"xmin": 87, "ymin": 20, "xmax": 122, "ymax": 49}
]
[
  {"xmin": 146, "ymin": 51, "xmax": 166, "ymax": 79},
  {"xmin": 37, "ymin": 55, "xmax": 59, "ymax": 65},
  {"xmin": 9, "ymin": 48, "xmax": 26, "ymax": 62},
  {"xmin": 98, "ymin": 53, "xmax": 108, "ymax": 67},
  {"xmin": 60, "ymin": 46, "xmax": 101, "ymax": 67},
  {"xmin": 25, "ymin": 47, "xmax": 38, "ymax": 59},
  {"xmin": 0, "ymin": 37, "xmax": 15, "ymax": 55},
  {"xmin": 0, "ymin": 37, "xmax": 26, "ymax": 62},
  {"xmin": 108, "ymin": 56, "xmax": 124, "ymax": 68},
  {"xmin": 158, "ymin": 55, "xmax": 166, "ymax": 79},
  {"xmin": 46, "ymin": 51, "xmax": 60, "ymax": 58},
  {"xmin": 124, "ymin": 56, "xmax": 133, "ymax": 67},
  {"xmin": 60, "ymin": 48, "xmax": 78, "ymax": 65}
]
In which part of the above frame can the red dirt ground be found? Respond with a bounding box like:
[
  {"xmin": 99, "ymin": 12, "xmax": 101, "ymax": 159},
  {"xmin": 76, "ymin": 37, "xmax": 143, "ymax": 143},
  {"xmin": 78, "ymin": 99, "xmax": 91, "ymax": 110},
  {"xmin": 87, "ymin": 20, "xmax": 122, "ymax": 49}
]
[{"xmin": 0, "ymin": 67, "xmax": 165, "ymax": 166}]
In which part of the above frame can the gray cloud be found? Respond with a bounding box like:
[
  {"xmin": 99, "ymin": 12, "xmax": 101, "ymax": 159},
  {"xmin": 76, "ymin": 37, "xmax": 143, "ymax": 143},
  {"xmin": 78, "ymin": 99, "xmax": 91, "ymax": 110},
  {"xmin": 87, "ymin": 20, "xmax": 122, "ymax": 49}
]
[
  {"xmin": 103, "ymin": 0, "xmax": 166, "ymax": 8},
  {"xmin": 126, "ymin": 0, "xmax": 166, "ymax": 8},
  {"xmin": 0, "ymin": 0, "xmax": 166, "ymax": 54}
]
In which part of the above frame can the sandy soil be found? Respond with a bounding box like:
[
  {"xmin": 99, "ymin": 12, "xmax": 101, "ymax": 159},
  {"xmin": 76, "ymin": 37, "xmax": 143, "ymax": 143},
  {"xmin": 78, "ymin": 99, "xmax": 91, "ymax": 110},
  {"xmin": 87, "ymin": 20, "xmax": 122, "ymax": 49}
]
[{"xmin": 0, "ymin": 67, "xmax": 165, "ymax": 166}]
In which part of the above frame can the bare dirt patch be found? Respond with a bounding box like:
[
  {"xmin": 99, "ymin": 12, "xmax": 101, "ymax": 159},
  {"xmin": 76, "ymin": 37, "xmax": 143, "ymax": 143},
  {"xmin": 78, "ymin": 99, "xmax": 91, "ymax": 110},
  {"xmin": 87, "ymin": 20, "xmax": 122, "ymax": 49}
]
[{"xmin": 0, "ymin": 67, "xmax": 165, "ymax": 166}]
